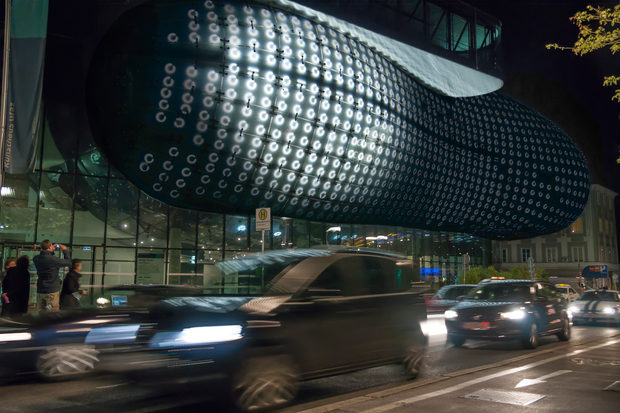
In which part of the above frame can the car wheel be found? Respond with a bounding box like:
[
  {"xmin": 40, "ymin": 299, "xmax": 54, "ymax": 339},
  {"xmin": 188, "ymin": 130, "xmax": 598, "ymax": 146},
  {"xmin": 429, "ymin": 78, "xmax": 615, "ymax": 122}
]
[
  {"xmin": 403, "ymin": 346, "xmax": 425, "ymax": 379},
  {"xmin": 522, "ymin": 323, "xmax": 539, "ymax": 349},
  {"xmin": 36, "ymin": 345, "xmax": 99, "ymax": 381},
  {"xmin": 556, "ymin": 319, "xmax": 571, "ymax": 341},
  {"xmin": 232, "ymin": 354, "xmax": 298, "ymax": 412},
  {"xmin": 449, "ymin": 335, "xmax": 466, "ymax": 348}
]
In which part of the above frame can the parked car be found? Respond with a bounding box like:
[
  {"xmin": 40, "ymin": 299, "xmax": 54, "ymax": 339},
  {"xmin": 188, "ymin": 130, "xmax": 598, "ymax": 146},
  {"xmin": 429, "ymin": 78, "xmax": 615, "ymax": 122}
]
[
  {"xmin": 555, "ymin": 284, "xmax": 580, "ymax": 302},
  {"xmin": 569, "ymin": 290, "xmax": 620, "ymax": 325},
  {"xmin": 444, "ymin": 279, "xmax": 570, "ymax": 349},
  {"xmin": 426, "ymin": 285, "xmax": 476, "ymax": 313}
]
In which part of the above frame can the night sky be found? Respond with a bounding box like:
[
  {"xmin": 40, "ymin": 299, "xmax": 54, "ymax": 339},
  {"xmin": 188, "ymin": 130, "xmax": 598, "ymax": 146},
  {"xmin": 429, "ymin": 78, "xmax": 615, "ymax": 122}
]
[{"xmin": 468, "ymin": 0, "xmax": 620, "ymax": 244}]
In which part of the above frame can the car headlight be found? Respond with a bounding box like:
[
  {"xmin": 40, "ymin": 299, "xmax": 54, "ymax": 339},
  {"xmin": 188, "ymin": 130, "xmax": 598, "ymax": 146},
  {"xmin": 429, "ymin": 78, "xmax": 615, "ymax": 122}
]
[
  {"xmin": 0, "ymin": 332, "xmax": 31, "ymax": 342},
  {"xmin": 97, "ymin": 297, "xmax": 110, "ymax": 305},
  {"xmin": 149, "ymin": 325, "xmax": 243, "ymax": 348},
  {"xmin": 603, "ymin": 307, "xmax": 616, "ymax": 315},
  {"xmin": 569, "ymin": 306, "xmax": 580, "ymax": 313},
  {"xmin": 444, "ymin": 310, "xmax": 458, "ymax": 319},
  {"xmin": 500, "ymin": 310, "xmax": 526, "ymax": 320}
]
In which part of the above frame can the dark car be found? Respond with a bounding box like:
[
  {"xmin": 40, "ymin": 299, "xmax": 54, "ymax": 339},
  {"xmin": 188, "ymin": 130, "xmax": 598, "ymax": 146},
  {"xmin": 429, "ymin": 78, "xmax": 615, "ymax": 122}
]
[
  {"xmin": 117, "ymin": 248, "xmax": 428, "ymax": 411},
  {"xmin": 1, "ymin": 248, "xmax": 427, "ymax": 411},
  {"xmin": 0, "ymin": 285, "xmax": 204, "ymax": 381},
  {"xmin": 444, "ymin": 280, "xmax": 570, "ymax": 349},
  {"xmin": 426, "ymin": 285, "xmax": 476, "ymax": 313}
]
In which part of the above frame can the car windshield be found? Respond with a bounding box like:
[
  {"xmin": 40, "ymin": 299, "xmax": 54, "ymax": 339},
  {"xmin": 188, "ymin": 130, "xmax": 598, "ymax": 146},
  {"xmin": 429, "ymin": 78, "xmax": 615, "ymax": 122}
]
[
  {"xmin": 209, "ymin": 249, "xmax": 334, "ymax": 296},
  {"xmin": 577, "ymin": 291, "xmax": 620, "ymax": 302},
  {"xmin": 468, "ymin": 284, "xmax": 531, "ymax": 302},
  {"xmin": 556, "ymin": 287, "xmax": 568, "ymax": 294}
]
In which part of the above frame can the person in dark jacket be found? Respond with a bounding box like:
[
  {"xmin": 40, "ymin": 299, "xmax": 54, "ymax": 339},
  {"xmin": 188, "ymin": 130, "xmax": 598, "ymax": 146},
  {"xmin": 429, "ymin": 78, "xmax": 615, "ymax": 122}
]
[
  {"xmin": 1, "ymin": 256, "xmax": 31, "ymax": 317},
  {"xmin": 60, "ymin": 259, "xmax": 87, "ymax": 309},
  {"xmin": 1, "ymin": 258, "xmax": 15, "ymax": 284},
  {"xmin": 32, "ymin": 240, "xmax": 72, "ymax": 313}
]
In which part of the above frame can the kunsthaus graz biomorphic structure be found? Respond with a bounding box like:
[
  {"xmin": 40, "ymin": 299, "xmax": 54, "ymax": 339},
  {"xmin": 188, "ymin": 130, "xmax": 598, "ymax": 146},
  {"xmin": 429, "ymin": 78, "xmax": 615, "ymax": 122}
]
[{"xmin": 87, "ymin": 0, "xmax": 590, "ymax": 240}]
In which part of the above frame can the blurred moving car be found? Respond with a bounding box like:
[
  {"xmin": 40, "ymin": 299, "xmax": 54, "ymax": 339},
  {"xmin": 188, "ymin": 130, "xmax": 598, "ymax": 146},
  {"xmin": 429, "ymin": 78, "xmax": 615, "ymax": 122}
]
[
  {"xmin": 570, "ymin": 290, "xmax": 620, "ymax": 325},
  {"xmin": 0, "ymin": 285, "xmax": 202, "ymax": 381},
  {"xmin": 555, "ymin": 284, "xmax": 580, "ymax": 302},
  {"xmin": 59, "ymin": 248, "xmax": 424, "ymax": 412},
  {"xmin": 445, "ymin": 280, "xmax": 570, "ymax": 349},
  {"xmin": 426, "ymin": 285, "xmax": 476, "ymax": 313}
]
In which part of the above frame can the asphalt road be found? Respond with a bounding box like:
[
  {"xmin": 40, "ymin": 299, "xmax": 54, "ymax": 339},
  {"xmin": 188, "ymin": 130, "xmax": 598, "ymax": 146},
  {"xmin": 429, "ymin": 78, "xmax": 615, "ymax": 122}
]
[{"xmin": 0, "ymin": 320, "xmax": 618, "ymax": 413}]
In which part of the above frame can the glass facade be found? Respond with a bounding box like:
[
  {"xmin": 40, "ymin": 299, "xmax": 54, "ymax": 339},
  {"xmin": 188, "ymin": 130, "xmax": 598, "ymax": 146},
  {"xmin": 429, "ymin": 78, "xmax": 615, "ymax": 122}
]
[{"xmin": 0, "ymin": 116, "xmax": 491, "ymax": 298}]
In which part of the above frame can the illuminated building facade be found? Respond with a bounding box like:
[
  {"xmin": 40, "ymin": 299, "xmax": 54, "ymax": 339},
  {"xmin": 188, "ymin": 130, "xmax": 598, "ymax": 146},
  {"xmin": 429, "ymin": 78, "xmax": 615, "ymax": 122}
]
[{"xmin": 0, "ymin": 0, "xmax": 589, "ymax": 290}]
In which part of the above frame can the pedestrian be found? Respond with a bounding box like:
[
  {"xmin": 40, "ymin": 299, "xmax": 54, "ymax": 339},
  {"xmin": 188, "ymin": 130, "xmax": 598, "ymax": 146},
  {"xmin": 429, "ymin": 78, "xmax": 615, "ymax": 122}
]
[
  {"xmin": 60, "ymin": 259, "xmax": 87, "ymax": 309},
  {"xmin": 1, "ymin": 256, "xmax": 31, "ymax": 317},
  {"xmin": 32, "ymin": 240, "xmax": 72, "ymax": 313},
  {"xmin": 1, "ymin": 258, "xmax": 15, "ymax": 283}
]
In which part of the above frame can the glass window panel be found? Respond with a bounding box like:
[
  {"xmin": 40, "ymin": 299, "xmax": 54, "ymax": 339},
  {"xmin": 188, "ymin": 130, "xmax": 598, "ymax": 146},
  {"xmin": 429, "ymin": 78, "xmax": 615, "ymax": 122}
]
[
  {"xmin": 73, "ymin": 176, "xmax": 107, "ymax": 245},
  {"xmin": 0, "ymin": 173, "xmax": 38, "ymax": 243},
  {"xmin": 309, "ymin": 221, "xmax": 326, "ymax": 246},
  {"xmin": 325, "ymin": 223, "xmax": 341, "ymax": 246},
  {"xmin": 451, "ymin": 15, "xmax": 469, "ymax": 52},
  {"xmin": 41, "ymin": 120, "xmax": 76, "ymax": 173},
  {"xmin": 225, "ymin": 215, "xmax": 249, "ymax": 250},
  {"xmin": 273, "ymin": 217, "xmax": 293, "ymax": 249},
  {"xmin": 105, "ymin": 247, "xmax": 136, "ymax": 261},
  {"xmin": 135, "ymin": 248, "xmax": 164, "ymax": 285},
  {"xmin": 293, "ymin": 219, "xmax": 309, "ymax": 248},
  {"xmin": 103, "ymin": 260, "xmax": 136, "ymax": 285},
  {"xmin": 77, "ymin": 133, "xmax": 109, "ymax": 177},
  {"xmin": 198, "ymin": 212, "xmax": 223, "ymax": 250},
  {"xmin": 365, "ymin": 225, "xmax": 377, "ymax": 249},
  {"xmin": 37, "ymin": 172, "xmax": 74, "ymax": 244},
  {"xmin": 169, "ymin": 207, "xmax": 197, "ymax": 249},
  {"xmin": 428, "ymin": 4, "xmax": 447, "ymax": 49},
  {"xmin": 199, "ymin": 251, "xmax": 224, "ymax": 293},
  {"xmin": 138, "ymin": 193, "xmax": 168, "ymax": 248},
  {"xmin": 106, "ymin": 179, "xmax": 139, "ymax": 247},
  {"xmin": 168, "ymin": 249, "xmax": 197, "ymax": 285}
]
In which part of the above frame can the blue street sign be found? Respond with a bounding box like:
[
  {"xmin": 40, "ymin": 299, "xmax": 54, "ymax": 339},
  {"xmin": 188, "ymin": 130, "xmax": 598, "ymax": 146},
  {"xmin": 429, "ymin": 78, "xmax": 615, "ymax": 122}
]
[{"xmin": 581, "ymin": 265, "xmax": 609, "ymax": 279}]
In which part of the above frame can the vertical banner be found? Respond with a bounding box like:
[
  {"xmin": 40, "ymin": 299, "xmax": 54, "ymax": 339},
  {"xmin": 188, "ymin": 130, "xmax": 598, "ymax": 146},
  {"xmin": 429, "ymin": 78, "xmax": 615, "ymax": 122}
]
[{"xmin": 2, "ymin": 0, "xmax": 48, "ymax": 174}]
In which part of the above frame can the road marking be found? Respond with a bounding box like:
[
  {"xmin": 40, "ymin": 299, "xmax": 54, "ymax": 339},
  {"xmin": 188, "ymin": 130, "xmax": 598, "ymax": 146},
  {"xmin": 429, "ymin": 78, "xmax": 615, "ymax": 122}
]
[
  {"xmin": 515, "ymin": 369, "xmax": 571, "ymax": 388},
  {"xmin": 359, "ymin": 340, "xmax": 618, "ymax": 413}
]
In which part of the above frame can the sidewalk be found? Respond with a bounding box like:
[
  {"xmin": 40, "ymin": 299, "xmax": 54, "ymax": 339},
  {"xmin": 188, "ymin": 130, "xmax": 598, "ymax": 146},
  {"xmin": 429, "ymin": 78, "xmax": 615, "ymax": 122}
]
[{"xmin": 285, "ymin": 333, "xmax": 620, "ymax": 413}]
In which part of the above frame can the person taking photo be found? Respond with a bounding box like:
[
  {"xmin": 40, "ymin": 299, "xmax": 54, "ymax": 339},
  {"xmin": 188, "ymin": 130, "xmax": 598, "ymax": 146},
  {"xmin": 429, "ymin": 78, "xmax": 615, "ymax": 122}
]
[{"xmin": 32, "ymin": 240, "xmax": 72, "ymax": 313}]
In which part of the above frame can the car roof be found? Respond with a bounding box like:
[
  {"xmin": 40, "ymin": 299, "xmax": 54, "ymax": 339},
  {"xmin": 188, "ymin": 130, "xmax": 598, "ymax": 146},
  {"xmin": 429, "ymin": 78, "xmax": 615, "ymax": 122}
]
[
  {"xmin": 442, "ymin": 284, "xmax": 477, "ymax": 288},
  {"xmin": 310, "ymin": 245, "xmax": 404, "ymax": 258},
  {"xmin": 478, "ymin": 279, "xmax": 539, "ymax": 285}
]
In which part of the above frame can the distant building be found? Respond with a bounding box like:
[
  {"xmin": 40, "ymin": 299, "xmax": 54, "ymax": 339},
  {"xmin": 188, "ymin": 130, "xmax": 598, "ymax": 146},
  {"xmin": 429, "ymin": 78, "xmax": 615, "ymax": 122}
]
[{"xmin": 492, "ymin": 184, "xmax": 619, "ymax": 286}]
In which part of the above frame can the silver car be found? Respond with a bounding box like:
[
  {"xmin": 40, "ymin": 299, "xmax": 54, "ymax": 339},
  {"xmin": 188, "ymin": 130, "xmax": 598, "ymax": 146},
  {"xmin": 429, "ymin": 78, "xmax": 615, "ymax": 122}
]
[{"xmin": 569, "ymin": 290, "xmax": 620, "ymax": 325}]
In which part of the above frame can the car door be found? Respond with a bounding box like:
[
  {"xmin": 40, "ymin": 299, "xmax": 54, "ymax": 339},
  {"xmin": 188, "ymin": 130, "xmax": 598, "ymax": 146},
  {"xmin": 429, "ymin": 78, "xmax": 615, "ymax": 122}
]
[
  {"xmin": 544, "ymin": 283, "xmax": 565, "ymax": 329},
  {"xmin": 568, "ymin": 287, "xmax": 579, "ymax": 302},
  {"xmin": 533, "ymin": 283, "xmax": 554, "ymax": 331},
  {"xmin": 297, "ymin": 256, "xmax": 375, "ymax": 372}
]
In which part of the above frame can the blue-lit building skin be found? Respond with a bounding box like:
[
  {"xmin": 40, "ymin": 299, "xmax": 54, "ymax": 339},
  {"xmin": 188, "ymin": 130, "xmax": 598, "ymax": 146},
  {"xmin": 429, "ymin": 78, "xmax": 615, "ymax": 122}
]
[{"xmin": 87, "ymin": 0, "xmax": 589, "ymax": 241}]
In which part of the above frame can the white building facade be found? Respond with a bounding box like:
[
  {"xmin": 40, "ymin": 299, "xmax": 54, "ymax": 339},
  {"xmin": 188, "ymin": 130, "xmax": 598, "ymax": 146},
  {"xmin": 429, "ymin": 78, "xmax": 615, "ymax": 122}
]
[{"xmin": 492, "ymin": 184, "xmax": 619, "ymax": 286}]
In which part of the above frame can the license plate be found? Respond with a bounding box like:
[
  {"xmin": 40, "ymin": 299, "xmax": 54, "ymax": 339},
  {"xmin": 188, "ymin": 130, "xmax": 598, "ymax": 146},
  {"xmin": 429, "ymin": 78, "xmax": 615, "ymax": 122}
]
[{"xmin": 463, "ymin": 322, "xmax": 490, "ymax": 330}]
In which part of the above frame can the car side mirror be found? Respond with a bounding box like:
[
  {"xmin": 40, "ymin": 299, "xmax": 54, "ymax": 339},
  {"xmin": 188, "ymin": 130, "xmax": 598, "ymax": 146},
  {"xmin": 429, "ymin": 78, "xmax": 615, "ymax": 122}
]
[
  {"xmin": 456, "ymin": 295, "xmax": 465, "ymax": 301},
  {"xmin": 536, "ymin": 295, "xmax": 547, "ymax": 301}
]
